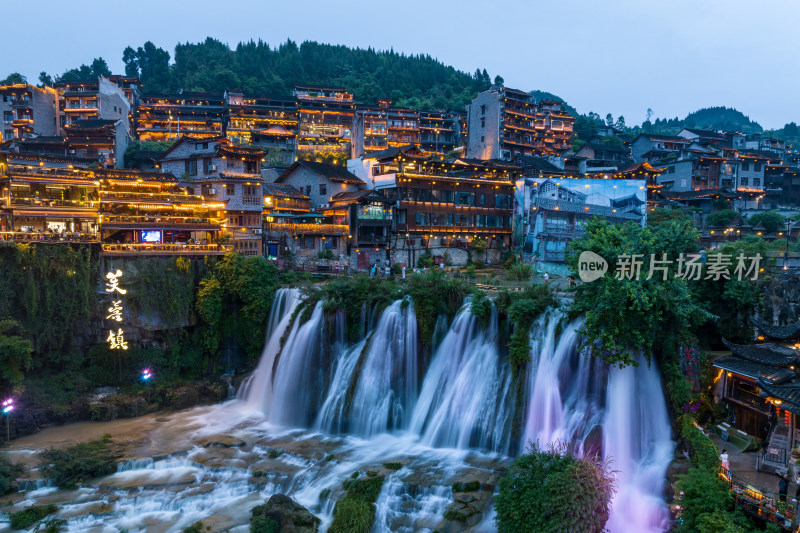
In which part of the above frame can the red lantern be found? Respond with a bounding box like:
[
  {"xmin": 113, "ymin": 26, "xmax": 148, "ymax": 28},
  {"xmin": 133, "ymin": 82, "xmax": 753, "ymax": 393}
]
[
  {"xmin": 786, "ymin": 411, "xmax": 791, "ymax": 426},
  {"xmin": 777, "ymin": 407, "xmax": 782, "ymax": 417}
]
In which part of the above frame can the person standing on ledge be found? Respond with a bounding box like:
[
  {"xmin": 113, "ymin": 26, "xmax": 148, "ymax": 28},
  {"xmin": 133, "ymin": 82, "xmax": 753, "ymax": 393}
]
[
  {"xmin": 720, "ymin": 449, "xmax": 729, "ymax": 472},
  {"xmin": 543, "ymin": 272, "xmax": 549, "ymax": 285}
]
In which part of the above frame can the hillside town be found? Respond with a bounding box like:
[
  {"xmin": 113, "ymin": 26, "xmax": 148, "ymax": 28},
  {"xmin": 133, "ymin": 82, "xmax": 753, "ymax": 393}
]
[{"xmin": 4, "ymin": 74, "xmax": 795, "ymax": 271}]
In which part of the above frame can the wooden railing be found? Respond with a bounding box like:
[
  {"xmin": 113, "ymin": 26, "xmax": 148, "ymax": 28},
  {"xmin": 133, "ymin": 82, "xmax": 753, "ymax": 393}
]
[
  {"xmin": 266, "ymin": 223, "xmax": 349, "ymax": 235},
  {"xmin": 723, "ymin": 469, "xmax": 798, "ymax": 530},
  {"xmin": 0, "ymin": 232, "xmax": 99, "ymax": 243},
  {"xmin": 101, "ymin": 243, "xmax": 233, "ymax": 255}
]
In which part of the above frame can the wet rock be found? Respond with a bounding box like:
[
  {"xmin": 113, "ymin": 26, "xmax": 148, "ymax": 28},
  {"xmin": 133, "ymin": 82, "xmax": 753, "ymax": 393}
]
[
  {"xmin": 251, "ymin": 493, "xmax": 321, "ymax": 533},
  {"xmin": 168, "ymin": 386, "xmax": 200, "ymax": 409},
  {"xmin": 197, "ymin": 435, "xmax": 246, "ymax": 448},
  {"xmin": 443, "ymin": 500, "xmax": 483, "ymax": 528}
]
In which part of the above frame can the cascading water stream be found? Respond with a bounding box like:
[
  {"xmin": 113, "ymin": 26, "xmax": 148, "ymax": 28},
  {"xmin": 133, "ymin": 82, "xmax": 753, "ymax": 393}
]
[{"xmin": 75, "ymin": 290, "xmax": 672, "ymax": 533}]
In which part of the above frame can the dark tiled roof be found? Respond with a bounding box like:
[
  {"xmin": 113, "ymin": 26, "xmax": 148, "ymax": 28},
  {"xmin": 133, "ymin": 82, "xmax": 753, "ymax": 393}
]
[
  {"xmin": 584, "ymin": 142, "xmax": 629, "ymax": 154},
  {"xmin": 660, "ymin": 189, "xmax": 730, "ymax": 201},
  {"xmin": 362, "ymin": 145, "xmax": 428, "ymax": 161},
  {"xmin": 94, "ymin": 169, "xmax": 176, "ymax": 183},
  {"xmin": 721, "ymin": 338, "xmax": 798, "ymax": 366},
  {"xmin": 757, "ymin": 379, "xmax": 800, "ymax": 415},
  {"xmin": 752, "ymin": 317, "xmax": 800, "ymax": 340},
  {"xmin": 636, "ymin": 133, "xmax": 692, "ymax": 143},
  {"xmin": 64, "ymin": 119, "xmax": 118, "ymax": 130},
  {"xmin": 519, "ymin": 156, "xmax": 564, "ymax": 173},
  {"xmin": 262, "ymin": 183, "xmax": 308, "ymax": 200},
  {"xmin": 330, "ymin": 189, "xmax": 391, "ymax": 205},
  {"xmin": 683, "ymin": 128, "xmax": 726, "ymax": 140},
  {"xmin": 713, "ymin": 355, "xmax": 783, "ymax": 381},
  {"xmin": 282, "ymin": 160, "xmax": 365, "ymax": 185},
  {"xmin": 534, "ymin": 198, "xmax": 641, "ymax": 220},
  {"xmin": 611, "ymin": 194, "xmax": 646, "ymax": 207}
]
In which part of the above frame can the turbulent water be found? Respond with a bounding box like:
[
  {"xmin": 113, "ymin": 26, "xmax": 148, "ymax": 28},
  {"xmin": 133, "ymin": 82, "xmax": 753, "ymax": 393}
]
[{"xmin": 2, "ymin": 288, "xmax": 674, "ymax": 532}]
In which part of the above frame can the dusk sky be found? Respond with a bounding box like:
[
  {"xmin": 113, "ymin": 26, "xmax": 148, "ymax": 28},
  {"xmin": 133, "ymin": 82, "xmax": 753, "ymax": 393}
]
[{"xmin": 4, "ymin": 0, "xmax": 797, "ymax": 129}]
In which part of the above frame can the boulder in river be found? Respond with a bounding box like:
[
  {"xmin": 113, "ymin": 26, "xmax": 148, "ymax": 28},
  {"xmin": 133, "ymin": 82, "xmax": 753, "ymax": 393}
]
[{"xmin": 251, "ymin": 493, "xmax": 321, "ymax": 533}]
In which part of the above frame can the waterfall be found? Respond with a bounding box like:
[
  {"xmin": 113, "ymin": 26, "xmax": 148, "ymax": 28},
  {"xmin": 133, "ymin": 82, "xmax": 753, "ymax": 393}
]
[
  {"xmin": 238, "ymin": 288, "xmax": 301, "ymax": 410},
  {"xmin": 410, "ymin": 304, "xmax": 514, "ymax": 453},
  {"xmin": 240, "ymin": 293, "xmax": 673, "ymax": 532},
  {"xmin": 603, "ymin": 357, "xmax": 674, "ymax": 533},
  {"xmin": 317, "ymin": 300, "xmax": 418, "ymax": 437}
]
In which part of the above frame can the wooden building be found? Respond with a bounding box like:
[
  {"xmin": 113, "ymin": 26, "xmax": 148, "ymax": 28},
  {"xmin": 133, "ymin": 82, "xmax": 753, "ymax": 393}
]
[
  {"xmin": 293, "ymin": 85, "xmax": 354, "ymax": 157},
  {"xmin": 136, "ymin": 93, "xmax": 225, "ymax": 141}
]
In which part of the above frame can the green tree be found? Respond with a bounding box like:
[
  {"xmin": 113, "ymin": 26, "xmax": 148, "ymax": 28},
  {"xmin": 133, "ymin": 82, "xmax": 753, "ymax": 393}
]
[
  {"xmin": 471, "ymin": 237, "xmax": 488, "ymax": 262},
  {"xmin": 747, "ymin": 210, "xmax": 786, "ymax": 233},
  {"xmin": 37, "ymin": 72, "xmax": 53, "ymax": 87},
  {"xmin": 0, "ymin": 73, "xmax": 26, "ymax": 85},
  {"xmin": 494, "ymin": 443, "xmax": 615, "ymax": 533},
  {"xmin": 705, "ymin": 209, "xmax": 739, "ymax": 227},
  {"xmin": 567, "ymin": 218, "xmax": 711, "ymax": 367},
  {"xmin": 648, "ymin": 208, "xmax": 692, "ymax": 227},
  {"xmin": 0, "ymin": 319, "xmax": 32, "ymax": 388}
]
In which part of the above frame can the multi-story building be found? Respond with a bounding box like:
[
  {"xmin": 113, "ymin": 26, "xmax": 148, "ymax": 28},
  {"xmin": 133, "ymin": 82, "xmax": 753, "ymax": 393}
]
[
  {"xmin": 351, "ymin": 100, "xmax": 421, "ymax": 158},
  {"xmin": 63, "ymin": 119, "xmax": 130, "ymax": 168},
  {"xmin": 631, "ymin": 134, "xmax": 692, "ymax": 163},
  {"xmin": 465, "ymin": 87, "xmax": 574, "ymax": 160},
  {"xmin": 225, "ymin": 91, "xmax": 298, "ymax": 161},
  {"xmin": 293, "ymin": 85, "xmax": 355, "ymax": 157},
  {"xmin": 275, "ymin": 159, "xmax": 366, "ymax": 209},
  {"xmin": 158, "ymin": 136, "xmax": 266, "ymax": 256},
  {"xmin": 0, "ymin": 84, "xmax": 58, "ymax": 141},
  {"xmin": 136, "ymin": 92, "xmax": 225, "ymax": 141},
  {"xmin": 54, "ymin": 77, "xmax": 130, "ymax": 133},
  {"xmin": 0, "ymin": 153, "xmax": 99, "ymax": 239},
  {"xmin": 419, "ymin": 111, "xmax": 459, "ymax": 155},
  {"xmin": 348, "ymin": 145, "xmax": 520, "ymax": 267},
  {"xmin": 746, "ymin": 134, "xmax": 787, "ymax": 160},
  {"xmin": 96, "ymin": 168, "xmax": 226, "ymax": 255},
  {"xmin": 0, "ymin": 154, "xmax": 229, "ymax": 254}
]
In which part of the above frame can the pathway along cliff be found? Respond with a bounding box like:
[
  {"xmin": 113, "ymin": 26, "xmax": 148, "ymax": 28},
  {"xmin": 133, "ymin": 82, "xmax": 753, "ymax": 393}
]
[{"xmin": 0, "ymin": 288, "xmax": 674, "ymax": 532}]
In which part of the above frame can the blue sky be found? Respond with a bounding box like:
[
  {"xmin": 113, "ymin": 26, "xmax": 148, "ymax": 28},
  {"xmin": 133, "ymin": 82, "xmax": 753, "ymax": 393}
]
[{"xmin": 4, "ymin": 0, "xmax": 798, "ymax": 129}]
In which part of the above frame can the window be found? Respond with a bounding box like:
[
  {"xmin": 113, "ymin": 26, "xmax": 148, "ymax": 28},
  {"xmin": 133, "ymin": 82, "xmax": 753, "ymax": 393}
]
[
  {"xmin": 480, "ymin": 136, "xmax": 485, "ymax": 143},
  {"xmin": 668, "ymin": 166, "xmax": 675, "ymax": 174},
  {"xmin": 455, "ymin": 191, "xmax": 474, "ymax": 206},
  {"xmin": 225, "ymin": 183, "xmax": 235, "ymax": 196},
  {"xmin": 754, "ymin": 163, "xmax": 762, "ymax": 172},
  {"xmin": 481, "ymin": 118, "xmax": 486, "ymax": 129},
  {"xmin": 203, "ymin": 158, "xmax": 212, "ymax": 174},
  {"xmin": 185, "ymin": 159, "xmax": 197, "ymax": 176},
  {"xmin": 740, "ymin": 178, "xmax": 749, "ymax": 186},
  {"xmin": 319, "ymin": 184, "xmax": 327, "ymax": 195},
  {"xmin": 480, "ymin": 105, "xmax": 486, "ymax": 115},
  {"xmin": 306, "ymin": 185, "xmax": 312, "ymax": 195},
  {"xmin": 415, "ymin": 212, "xmax": 430, "ymax": 225},
  {"xmin": 397, "ymin": 209, "xmax": 407, "ymax": 224},
  {"xmin": 753, "ymin": 179, "xmax": 761, "ymax": 187},
  {"xmin": 494, "ymin": 194, "xmax": 511, "ymax": 208},
  {"xmin": 480, "ymin": 193, "xmax": 486, "ymax": 205},
  {"xmin": 742, "ymin": 162, "xmax": 750, "ymax": 171}
]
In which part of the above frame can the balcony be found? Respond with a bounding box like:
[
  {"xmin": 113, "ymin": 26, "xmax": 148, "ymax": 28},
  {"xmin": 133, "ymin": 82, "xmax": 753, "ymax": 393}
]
[
  {"xmin": 101, "ymin": 243, "xmax": 233, "ymax": 255},
  {"xmin": 0, "ymin": 231, "xmax": 99, "ymax": 243},
  {"xmin": 100, "ymin": 191, "xmax": 209, "ymax": 205},
  {"xmin": 11, "ymin": 197, "xmax": 98, "ymax": 209},
  {"xmin": 541, "ymin": 224, "xmax": 586, "ymax": 237},
  {"xmin": 11, "ymin": 100, "xmax": 31, "ymax": 108},
  {"xmin": 101, "ymin": 214, "xmax": 221, "ymax": 230},
  {"xmin": 731, "ymin": 387, "xmax": 769, "ymax": 413},
  {"xmin": 266, "ymin": 223, "xmax": 349, "ymax": 235}
]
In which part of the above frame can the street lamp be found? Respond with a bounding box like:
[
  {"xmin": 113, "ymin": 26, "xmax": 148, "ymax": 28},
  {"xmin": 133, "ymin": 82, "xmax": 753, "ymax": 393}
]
[
  {"xmin": 142, "ymin": 369, "xmax": 153, "ymax": 403},
  {"xmin": 2, "ymin": 399, "xmax": 13, "ymax": 442}
]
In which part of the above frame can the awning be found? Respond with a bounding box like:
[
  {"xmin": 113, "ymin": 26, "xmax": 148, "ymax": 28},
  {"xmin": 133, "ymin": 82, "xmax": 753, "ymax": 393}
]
[{"xmin": 13, "ymin": 209, "xmax": 98, "ymax": 219}]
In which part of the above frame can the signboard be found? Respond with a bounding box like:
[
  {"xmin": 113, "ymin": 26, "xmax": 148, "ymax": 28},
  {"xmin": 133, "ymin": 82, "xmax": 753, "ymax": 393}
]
[{"xmin": 105, "ymin": 269, "xmax": 128, "ymax": 350}]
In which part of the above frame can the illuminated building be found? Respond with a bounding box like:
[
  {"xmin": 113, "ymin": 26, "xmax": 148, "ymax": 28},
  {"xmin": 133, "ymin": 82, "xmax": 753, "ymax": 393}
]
[
  {"xmin": 53, "ymin": 77, "xmax": 130, "ymax": 133},
  {"xmin": 0, "ymin": 153, "xmax": 99, "ymax": 239},
  {"xmin": 0, "ymin": 84, "xmax": 57, "ymax": 141},
  {"xmin": 225, "ymin": 91, "xmax": 297, "ymax": 162},
  {"xmin": 96, "ymin": 168, "xmax": 225, "ymax": 256},
  {"xmin": 135, "ymin": 92, "xmax": 225, "ymax": 141},
  {"xmin": 348, "ymin": 145, "xmax": 519, "ymax": 267},
  {"xmin": 465, "ymin": 87, "xmax": 574, "ymax": 160},
  {"xmin": 158, "ymin": 136, "xmax": 266, "ymax": 256},
  {"xmin": 419, "ymin": 111, "xmax": 460, "ymax": 155},
  {"xmin": 63, "ymin": 119, "xmax": 130, "ymax": 168},
  {"xmin": 293, "ymin": 85, "xmax": 354, "ymax": 157}
]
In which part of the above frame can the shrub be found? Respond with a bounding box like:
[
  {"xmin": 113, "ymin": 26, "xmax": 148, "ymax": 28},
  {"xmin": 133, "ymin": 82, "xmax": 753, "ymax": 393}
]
[
  {"xmin": 705, "ymin": 209, "xmax": 739, "ymax": 228},
  {"xmin": 506, "ymin": 263, "xmax": 533, "ymax": 281},
  {"xmin": 329, "ymin": 498, "xmax": 374, "ymax": 533},
  {"xmin": 38, "ymin": 436, "xmax": 118, "ymax": 488},
  {"xmin": 382, "ymin": 462, "xmax": 402, "ymax": 470},
  {"xmin": 452, "ymin": 480, "xmax": 480, "ymax": 492},
  {"xmin": 0, "ymin": 457, "xmax": 23, "ymax": 494},
  {"xmin": 494, "ymin": 443, "xmax": 615, "ymax": 533},
  {"xmin": 250, "ymin": 516, "xmax": 279, "ymax": 533},
  {"xmin": 417, "ymin": 251, "xmax": 434, "ymax": 268},
  {"xmin": 9, "ymin": 504, "xmax": 58, "ymax": 530}
]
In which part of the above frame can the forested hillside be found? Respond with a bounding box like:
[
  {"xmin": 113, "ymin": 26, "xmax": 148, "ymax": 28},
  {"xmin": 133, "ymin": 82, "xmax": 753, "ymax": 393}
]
[{"xmin": 51, "ymin": 38, "xmax": 502, "ymax": 112}]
